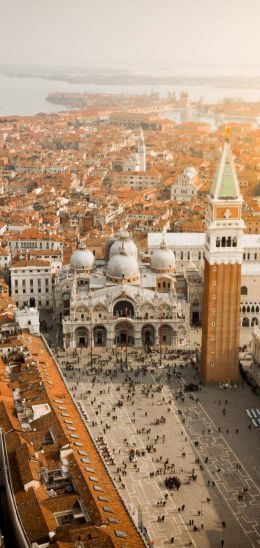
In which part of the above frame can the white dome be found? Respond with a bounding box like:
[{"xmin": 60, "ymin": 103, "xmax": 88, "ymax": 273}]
[
  {"xmin": 109, "ymin": 230, "xmax": 138, "ymax": 259},
  {"xmin": 151, "ymin": 239, "xmax": 175, "ymax": 272},
  {"xmin": 70, "ymin": 247, "xmax": 95, "ymax": 271},
  {"xmin": 109, "ymin": 239, "xmax": 138, "ymax": 259},
  {"xmin": 107, "ymin": 247, "xmax": 139, "ymax": 282},
  {"xmin": 184, "ymin": 166, "xmax": 197, "ymax": 178}
]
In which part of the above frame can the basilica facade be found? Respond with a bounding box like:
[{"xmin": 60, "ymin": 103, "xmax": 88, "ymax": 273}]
[{"xmin": 55, "ymin": 231, "xmax": 189, "ymax": 350}]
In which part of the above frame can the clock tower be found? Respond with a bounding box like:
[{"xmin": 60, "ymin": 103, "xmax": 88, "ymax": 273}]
[{"xmin": 201, "ymin": 129, "xmax": 245, "ymax": 383}]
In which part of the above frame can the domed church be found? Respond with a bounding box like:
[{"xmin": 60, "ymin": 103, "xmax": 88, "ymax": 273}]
[{"xmin": 55, "ymin": 230, "xmax": 189, "ymax": 350}]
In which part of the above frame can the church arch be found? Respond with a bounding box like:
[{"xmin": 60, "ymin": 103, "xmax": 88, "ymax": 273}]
[
  {"xmin": 75, "ymin": 327, "xmax": 89, "ymax": 347},
  {"xmin": 62, "ymin": 291, "xmax": 70, "ymax": 316},
  {"xmin": 160, "ymin": 304, "xmax": 172, "ymax": 319},
  {"xmin": 242, "ymin": 318, "xmax": 250, "ymax": 327},
  {"xmin": 113, "ymin": 300, "xmax": 135, "ymax": 318},
  {"xmin": 141, "ymin": 324, "xmax": 155, "ymax": 346},
  {"xmin": 93, "ymin": 325, "xmax": 107, "ymax": 346},
  {"xmin": 142, "ymin": 302, "xmax": 154, "ymax": 320},
  {"xmin": 115, "ymin": 321, "xmax": 135, "ymax": 346},
  {"xmin": 191, "ymin": 298, "xmax": 200, "ymax": 324},
  {"xmin": 93, "ymin": 304, "xmax": 107, "ymax": 320},
  {"xmin": 159, "ymin": 324, "xmax": 174, "ymax": 345}
]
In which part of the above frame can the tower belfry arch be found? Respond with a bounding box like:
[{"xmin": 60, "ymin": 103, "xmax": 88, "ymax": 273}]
[{"xmin": 201, "ymin": 129, "xmax": 245, "ymax": 383}]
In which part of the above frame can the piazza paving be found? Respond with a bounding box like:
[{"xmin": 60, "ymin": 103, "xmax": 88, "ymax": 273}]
[{"xmin": 54, "ymin": 337, "xmax": 260, "ymax": 548}]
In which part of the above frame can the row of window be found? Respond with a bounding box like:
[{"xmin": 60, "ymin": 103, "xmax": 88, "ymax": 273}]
[
  {"xmin": 158, "ymin": 282, "xmax": 171, "ymax": 289},
  {"xmin": 14, "ymin": 241, "xmax": 59, "ymax": 249},
  {"xmin": 15, "ymin": 288, "xmax": 50, "ymax": 294},
  {"xmin": 14, "ymin": 278, "xmax": 50, "ymax": 287},
  {"xmin": 243, "ymin": 253, "xmax": 259, "ymax": 260},
  {"xmin": 216, "ymin": 236, "xmax": 237, "ymax": 248},
  {"xmin": 12, "ymin": 269, "xmax": 49, "ymax": 273},
  {"xmin": 16, "ymin": 300, "xmax": 50, "ymax": 306},
  {"xmin": 241, "ymin": 305, "xmax": 260, "ymax": 313}
]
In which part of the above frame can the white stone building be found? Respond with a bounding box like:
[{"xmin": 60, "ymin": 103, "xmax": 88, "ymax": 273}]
[
  {"xmin": 170, "ymin": 167, "xmax": 201, "ymax": 202},
  {"xmin": 7, "ymin": 228, "xmax": 63, "ymax": 257},
  {"xmin": 55, "ymin": 233, "xmax": 189, "ymax": 351},
  {"xmin": 15, "ymin": 307, "xmax": 40, "ymax": 335},
  {"xmin": 10, "ymin": 260, "xmax": 54, "ymax": 310}
]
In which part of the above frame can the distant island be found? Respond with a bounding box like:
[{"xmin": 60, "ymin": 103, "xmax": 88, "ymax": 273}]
[{"xmin": 2, "ymin": 66, "xmax": 260, "ymax": 89}]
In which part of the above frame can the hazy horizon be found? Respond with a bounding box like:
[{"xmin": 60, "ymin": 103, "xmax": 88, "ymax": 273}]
[{"xmin": 1, "ymin": 0, "xmax": 260, "ymax": 77}]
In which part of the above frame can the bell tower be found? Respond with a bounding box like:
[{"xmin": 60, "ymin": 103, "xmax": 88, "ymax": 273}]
[
  {"xmin": 138, "ymin": 128, "xmax": 146, "ymax": 172},
  {"xmin": 201, "ymin": 129, "xmax": 245, "ymax": 383}
]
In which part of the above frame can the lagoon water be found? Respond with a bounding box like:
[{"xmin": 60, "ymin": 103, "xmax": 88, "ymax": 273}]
[{"xmin": 0, "ymin": 73, "xmax": 260, "ymax": 117}]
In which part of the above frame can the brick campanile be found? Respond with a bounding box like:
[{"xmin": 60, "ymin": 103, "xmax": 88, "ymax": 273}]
[{"xmin": 201, "ymin": 129, "xmax": 245, "ymax": 383}]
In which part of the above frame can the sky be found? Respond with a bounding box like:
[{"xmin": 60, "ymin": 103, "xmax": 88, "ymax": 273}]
[{"xmin": 1, "ymin": 0, "xmax": 260, "ymax": 75}]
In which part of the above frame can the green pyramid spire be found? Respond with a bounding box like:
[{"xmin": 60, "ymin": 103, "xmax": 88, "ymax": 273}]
[{"xmin": 210, "ymin": 131, "xmax": 240, "ymax": 200}]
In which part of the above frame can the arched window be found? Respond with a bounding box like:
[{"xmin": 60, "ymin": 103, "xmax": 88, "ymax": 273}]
[
  {"xmin": 242, "ymin": 306, "xmax": 246, "ymax": 313},
  {"xmin": 216, "ymin": 238, "xmax": 220, "ymax": 248},
  {"xmin": 227, "ymin": 236, "xmax": 232, "ymax": 247},
  {"xmin": 187, "ymin": 252, "xmax": 190, "ymax": 260},
  {"xmin": 198, "ymin": 251, "xmax": 202, "ymax": 260},
  {"xmin": 181, "ymin": 251, "xmax": 183, "ymax": 260},
  {"xmin": 233, "ymin": 237, "xmax": 237, "ymax": 247},
  {"xmin": 241, "ymin": 286, "xmax": 248, "ymax": 295},
  {"xmin": 256, "ymin": 305, "xmax": 259, "ymax": 313},
  {"xmin": 251, "ymin": 306, "xmax": 255, "ymax": 313},
  {"xmin": 247, "ymin": 306, "xmax": 250, "ymax": 313},
  {"xmin": 242, "ymin": 317, "xmax": 249, "ymax": 327},
  {"xmin": 221, "ymin": 237, "xmax": 226, "ymax": 247}
]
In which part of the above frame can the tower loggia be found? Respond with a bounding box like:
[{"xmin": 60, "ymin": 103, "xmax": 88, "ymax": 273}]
[{"xmin": 201, "ymin": 129, "xmax": 245, "ymax": 383}]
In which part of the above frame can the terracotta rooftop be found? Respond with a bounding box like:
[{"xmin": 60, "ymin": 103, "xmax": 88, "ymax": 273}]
[{"xmin": 0, "ymin": 333, "xmax": 145, "ymax": 547}]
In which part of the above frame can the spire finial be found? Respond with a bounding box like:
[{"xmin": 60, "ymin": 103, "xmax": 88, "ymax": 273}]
[{"xmin": 225, "ymin": 126, "xmax": 231, "ymax": 142}]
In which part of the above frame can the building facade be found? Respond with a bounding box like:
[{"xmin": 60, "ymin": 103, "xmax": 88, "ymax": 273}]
[
  {"xmin": 10, "ymin": 260, "xmax": 54, "ymax": 310},
  {"xmin": 170, "ymin": 167, "xmax": 200, "ymax": 202},
  {"xmin": 55, "ymin": 233, "xmax": 188, "ymax": 351}
]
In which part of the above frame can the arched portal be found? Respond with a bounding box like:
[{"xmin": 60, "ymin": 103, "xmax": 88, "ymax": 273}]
[
  {"xmin": 113, "ymin": 300, "xmax": 135, "ymax": 318},
  {"xmin": 242, "ymin": 317, "xmax": 250, "ymax": 327},
  {"xmin": 191, "ymin": 298, "xmax": 200, "ymax": 324},
  {"xmin": 251, "ymin": 317, "xmax": 258, "ymax": 327},
  {"xmin": 75, "ymin": 327, "xmax": 89, "ymax": 347},
  {"xmin": 159, "ymin": 324, "xmax": 174, "ymax": 345},
  {"xmin": 141, "ymin": 324, "xmax": 155, "ymax": 346},
  {"xmin": 62, "ymin": 292, "xmax": 70, "ymax": 316},
  {"xmin": 115, "ymin": 321, "xmax": 134, "ymax": 346},
  {"xmin": 93, "ymin": 325, "xmax": 107, "ymax": 346}
]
